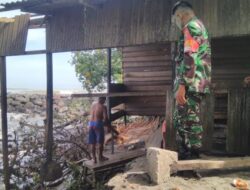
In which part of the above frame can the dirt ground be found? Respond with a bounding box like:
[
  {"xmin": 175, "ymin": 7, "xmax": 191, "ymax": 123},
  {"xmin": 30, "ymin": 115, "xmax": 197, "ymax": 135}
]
[{"xmin": 106, "ymin": 156, "xmax": 250, "ymax": 190}]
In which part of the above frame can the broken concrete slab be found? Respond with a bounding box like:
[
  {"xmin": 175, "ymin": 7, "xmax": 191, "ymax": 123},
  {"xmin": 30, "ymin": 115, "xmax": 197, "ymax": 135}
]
[{"xmin": 147, "ymin": 147, "xmax": 178, "ymax": 184}]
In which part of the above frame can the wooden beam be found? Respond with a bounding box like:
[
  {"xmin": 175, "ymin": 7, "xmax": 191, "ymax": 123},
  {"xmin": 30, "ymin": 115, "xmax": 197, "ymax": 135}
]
[
  {"xmin": 172, "ymin": 157, "xmax": 250, "ymax": 172},
  {"xmin": 110, "ymin": 97, "xmax": 125, "ymax": 108},
  {"xmin": 165, "ymin": 89, "xmax": 175, "ymax": 150},
  {"xmin": 45, "ymin": 52, "xmax": 53, "ymax": 162},
  {"xmin": 71, "ymin": 91, "xmax": 166, "ymax": 98},
  {"xmin": 110, "ymin": 110, "xmax": 125, "ymax": 122},
  {"xmin": 29, "ymin": 17, "xmax": 46, "ymax": 29},
  {"xmin": 24, "ymin": 50, "xmax": 47, "ymax": 55},
  {"xmin": 29, "ymin": 17, "xmax": 44, "ymax": 25},
  {"xmin": 107, "ymin": 48, "xmax": 114, "ymax": 154},
  {"xmin": 0, "ymin": 17, "xmax": 15, "ymax": 23},
  {"xmin": 29, "ymin": 24, "xmax": 46, "ymax": 29},
  {"xmin": 0, "ymin": 56, "xmax": 10, "ymax": 189}
]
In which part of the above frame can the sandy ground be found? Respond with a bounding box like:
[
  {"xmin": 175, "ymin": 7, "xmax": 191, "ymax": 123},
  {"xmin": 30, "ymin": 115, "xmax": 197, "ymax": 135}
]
[{"xmin": 107, "ymin": 157, "xmax": 250, "ymax": 190}]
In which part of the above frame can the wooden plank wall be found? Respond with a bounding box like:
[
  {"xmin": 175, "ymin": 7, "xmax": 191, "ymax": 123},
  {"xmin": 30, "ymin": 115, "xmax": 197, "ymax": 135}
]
[
  {"xmin": 0, "ymin": 15, "xmax": 29, "ymax": 56},
  {"xmin": 227, "ymin": 89, "xmax": 250, "ymax": 155},
  {"xmin": 200, "ymin": 92, "xmax": 215, "ymax": 152},
  {"xmin": 46, "ymin": 0, "xmax": 250, "ymax": 52},
  {"xmin": 208, "ymin": 36, "xmax": 250, "ymax": 154},
  {"xmin": 122, "ymin": 44, "xmax": 172, "ymax": 116},
  {"xmin": 211, "ymin": 36, "xmax": 250, "ymax": 90}
]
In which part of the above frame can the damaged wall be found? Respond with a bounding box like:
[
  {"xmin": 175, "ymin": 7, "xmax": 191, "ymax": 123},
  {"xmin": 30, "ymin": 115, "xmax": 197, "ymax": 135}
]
[
  {"xmin": 0, "ymin": 15, "xmax": 29, "ymax": 56},
  {"xmin": 122, "ymin": 44, "xmax": 172, "ymax": 116}
]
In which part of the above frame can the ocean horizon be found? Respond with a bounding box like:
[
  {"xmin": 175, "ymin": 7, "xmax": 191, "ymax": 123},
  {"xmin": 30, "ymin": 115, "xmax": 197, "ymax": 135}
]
[{"xmin": 7, "ymin": 88, "xmax": 86, "ymax": 94}]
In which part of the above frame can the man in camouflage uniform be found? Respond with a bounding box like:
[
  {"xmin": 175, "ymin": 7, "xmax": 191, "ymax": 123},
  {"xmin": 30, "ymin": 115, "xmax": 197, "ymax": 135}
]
[{"xmin": 171, "ymin": 1, "xmax": 211, "ymax": 159}]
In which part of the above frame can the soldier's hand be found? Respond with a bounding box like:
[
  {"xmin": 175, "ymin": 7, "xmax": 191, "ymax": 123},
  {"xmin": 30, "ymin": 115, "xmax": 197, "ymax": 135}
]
[{"xmin": 176, "ymin": 84, "xmax": 187, "ymax": 105}]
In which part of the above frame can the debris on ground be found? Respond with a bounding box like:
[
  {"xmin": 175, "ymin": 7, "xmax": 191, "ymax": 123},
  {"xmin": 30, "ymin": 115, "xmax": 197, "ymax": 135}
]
[{"xmin": 107, "ymin": 156, "xmax": 250, "ymax": 190}]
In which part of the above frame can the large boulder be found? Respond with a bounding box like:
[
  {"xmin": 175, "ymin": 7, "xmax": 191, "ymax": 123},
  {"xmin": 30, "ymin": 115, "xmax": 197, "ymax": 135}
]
[{"xmin": 147, "ymin": 147, "xmax": 178, "ymax": 184}]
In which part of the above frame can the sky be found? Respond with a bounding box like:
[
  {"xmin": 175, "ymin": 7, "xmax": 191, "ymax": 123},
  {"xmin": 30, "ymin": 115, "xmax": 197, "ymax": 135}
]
[{"xmin": 0, "ymin": 8, "xmax": 83, "ymax": 91}]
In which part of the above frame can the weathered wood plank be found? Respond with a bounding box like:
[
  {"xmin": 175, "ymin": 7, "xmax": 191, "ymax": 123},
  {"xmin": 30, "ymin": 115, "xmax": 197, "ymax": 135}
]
[
  {"xmin": 123, "ymin": 61, "xmax": 171, "ymax": 68},
  {"xmin": 173, "ymin": 157, "xmax": 250, "ymax": 172},
  {"xmin": 125, "ymin": 101, "xmax": 165, "ymax": 108},
  {"xmin": 124, "ymin": 81, "xmax": 172, "ymax": 86},
  {"xmin": 123, "ymin": 55, "xmax": 170, "ymax": 62},
  {"xmin": 227, "ymin": 89, "xmax": 250, "ymax": 155},
  {"xmin": 122, "ymin": 44, "xmax": 170, "ymax": 53},
  {"xmin": 72, "ymin": 91, "xmax": 166, "ymax": 98},
  {"xmin": 0, "ymin": 15, "xmax": 29, "ymax": 56},
  {"xmin": 110, "ymin": 110, "xmax": 125, "ymax": 121},
  {"xmin": 123, "ymin": 50, "xmax": 170, "ymax": 58},
  {"xmin": 124, "ymin": 77, "xmax": 169, "ymax": 82},
  {"xmin": 84, "ymin": 149, "xmax": 146, "ymax": 170},
  {"xmin": 121, "ymin": 43, "xmax": 172, "ymax": 116},
  {"xmin": 165, "ymin": 88, "xmax": 176, "ymax": 151},
  {"xmin": 200, "ymin": 92, "xmax": 214, "ymax": 151},
  {"xmin": 123, "ymin": 66, "xmax": 172, "ymax": 72},
  {"xmin": 126, "ymin": 110, "xmax": 165, "ymax": 116},
  {"xmin": 124, "ymin": 96, "xmax": 166, "ymax": 103},
  {"xmin": 124, "ymin": 71, "xmax": 172, "ymax": 78},
  {"xmin": 125, "ymin": 85, "xmax": 168, "ymax": 92}
]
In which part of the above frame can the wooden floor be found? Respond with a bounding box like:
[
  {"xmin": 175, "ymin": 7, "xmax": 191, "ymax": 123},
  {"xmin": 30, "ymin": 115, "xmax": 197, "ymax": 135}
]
[
  {"xmin": 81, "ymin": 149, "xmax": 146, "ymax": 188},
  {"xmin": 84, "ymin": 148, "xmax": 146, "ymax": 171}
]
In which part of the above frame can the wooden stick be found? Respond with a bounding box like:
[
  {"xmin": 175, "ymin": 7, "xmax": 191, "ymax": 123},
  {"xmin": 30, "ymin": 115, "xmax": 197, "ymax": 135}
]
[{"xmin": 171, "ymin": 157, "xmax": 250, "ymax": 173}]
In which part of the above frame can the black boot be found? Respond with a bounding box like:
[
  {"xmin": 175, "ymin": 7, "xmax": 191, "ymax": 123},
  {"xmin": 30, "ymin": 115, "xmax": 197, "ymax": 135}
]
[{"xmin": 190, "ymin": 148, "xmax": 201, "ymax": 159}]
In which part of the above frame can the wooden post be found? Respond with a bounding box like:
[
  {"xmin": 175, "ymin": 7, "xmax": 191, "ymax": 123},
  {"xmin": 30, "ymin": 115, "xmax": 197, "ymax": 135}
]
[
  {"xmin": 46, "ymin": 52, "xmax": 53, "ymax": 162},
  {"xmin": 165, "ymin": 42, "xmax": 177, "ymax": 150},
  {"xmin": 0, "ymin": 56, "xmax": 10, "ymax": 190},
  {"xmin": 107, "ymin": 48, "xmax": 114, "ymax": 154},
  {"xmin": 200, "ymin": 91, "xmax": 214, "ymax": 152},
  {"xmin": 124, "ymin": 115, "xmax": 127, "ymax": 126},
  {"xmin": 165, "ymin": 88, "xmax": 176, "ymax": 150}
]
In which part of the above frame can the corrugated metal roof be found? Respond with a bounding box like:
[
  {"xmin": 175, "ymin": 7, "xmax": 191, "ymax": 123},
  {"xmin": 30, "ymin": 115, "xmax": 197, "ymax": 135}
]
[
  {"xmin": 0, "ymin": 0, "xmax": 107, "ymax": 7},
  {"xmin": 0, "ymin": 0, "xmax": 108, "ymax": 13}
]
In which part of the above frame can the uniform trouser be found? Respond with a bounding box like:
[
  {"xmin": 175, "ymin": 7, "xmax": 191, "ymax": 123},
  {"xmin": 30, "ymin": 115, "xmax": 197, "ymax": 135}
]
[{"xmin": 174, "ymin": 92, "xmax": 203, "ymax": 156}]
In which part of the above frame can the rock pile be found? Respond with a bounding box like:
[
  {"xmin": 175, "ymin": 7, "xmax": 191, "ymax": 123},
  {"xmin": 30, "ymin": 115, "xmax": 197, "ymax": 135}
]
[{"xmin": 6, "ymin": 93, "xmax": 91, "ymax": 120}]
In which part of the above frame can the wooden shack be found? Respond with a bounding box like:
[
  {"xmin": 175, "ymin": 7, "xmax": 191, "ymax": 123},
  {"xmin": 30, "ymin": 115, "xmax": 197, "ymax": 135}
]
[{"xmin": 0, "ymin": 0, "xmax": 250, "ymax": 188}]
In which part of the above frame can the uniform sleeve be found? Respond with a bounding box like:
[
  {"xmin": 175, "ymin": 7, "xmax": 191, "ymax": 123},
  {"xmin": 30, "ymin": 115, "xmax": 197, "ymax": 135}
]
[{"xmin": 178, "ymin": 22, "xmax": 203, "ymax": 86}]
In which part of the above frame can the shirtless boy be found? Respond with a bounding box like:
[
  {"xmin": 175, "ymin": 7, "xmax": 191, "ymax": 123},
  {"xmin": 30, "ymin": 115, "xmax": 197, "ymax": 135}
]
[{"xmin": 88, "ymin": 97, "xmax": 109, "ymax": 163}]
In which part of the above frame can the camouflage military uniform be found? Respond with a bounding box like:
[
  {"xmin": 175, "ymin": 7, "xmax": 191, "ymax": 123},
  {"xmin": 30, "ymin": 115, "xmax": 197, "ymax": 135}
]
[{"xmin": 174, "ymin": 17, "xmax": 211, "ymax": 159}]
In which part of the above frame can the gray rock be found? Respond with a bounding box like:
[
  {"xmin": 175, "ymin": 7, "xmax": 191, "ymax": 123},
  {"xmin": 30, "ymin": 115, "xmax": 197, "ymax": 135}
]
[
  {"xmin": 25, "ymin": 102, "xmax": 34, "ymax": 109},
  {"xmin": 16, "ymin": 95, "xmax": 29, "ymax": 104},
  {"xmin": 33, "ymin": 100, "xmax": 43, "ymax": 107}
]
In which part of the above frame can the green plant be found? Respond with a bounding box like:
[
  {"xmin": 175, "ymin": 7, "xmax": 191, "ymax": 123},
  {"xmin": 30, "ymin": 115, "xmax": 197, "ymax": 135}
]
[{"xmin": 71, "ymin": 49, "xmax": 122, "ymax": 93}]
